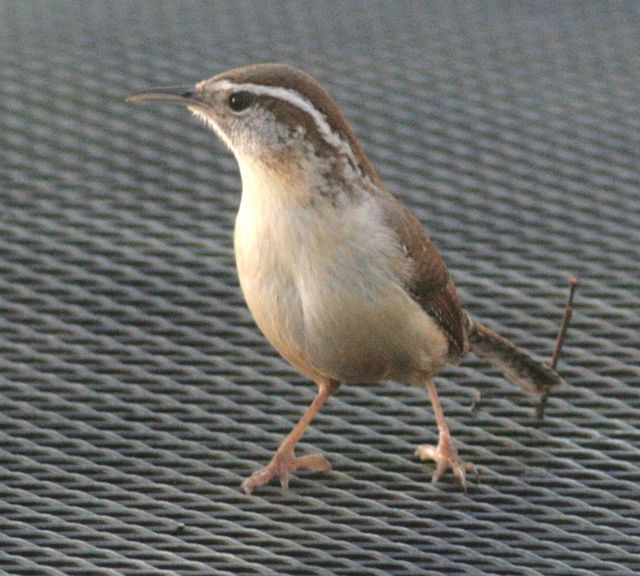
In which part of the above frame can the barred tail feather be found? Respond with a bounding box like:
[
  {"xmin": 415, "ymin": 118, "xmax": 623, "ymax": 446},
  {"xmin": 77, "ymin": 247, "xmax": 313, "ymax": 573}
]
[{"xmin": 465, "ymin": 313, "xmax": 564, "ymax": 396}]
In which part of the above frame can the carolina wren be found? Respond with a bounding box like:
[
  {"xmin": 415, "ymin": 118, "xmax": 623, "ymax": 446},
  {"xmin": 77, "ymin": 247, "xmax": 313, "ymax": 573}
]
[{"xmin": 128, "ymin": 63, "xmax": 563, "ymax": 494}]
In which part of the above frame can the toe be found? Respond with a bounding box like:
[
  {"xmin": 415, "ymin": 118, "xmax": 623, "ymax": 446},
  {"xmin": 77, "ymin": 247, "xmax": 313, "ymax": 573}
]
[
  {"xmin": 241, "ymin": 451, "xmax": 330, "ymax": 494},
  {"xmin": 279, "ymin": 471, "xmax": 290, "ymax": 491},
  {"xmin": 293, "ymin": 454, "xmax": 332, "ymax": 473},
  {"xmin": 241, "ymin": 470, "xmax": 269, "ymax": 495},
  {"xmin": 451, "ymin": 462, "xmax": 468, "ymax": 491},
  {"xmin": 415, "ymin": 440, "xmax": 477, "ymax": 490},
  {"xmin": 431, "ymin": 458, "xmax": 449, "ymax": 484},
  {"xmin": 241, "ymin": 459, "xmax": 285, "ymax": 494},
  {"xmin": 466, "ymin": 461, "xmax": 480, "ymax": 481},
  {"xmin": 414, "ymin": 444, "xmax": 437, "ymax": 462}
]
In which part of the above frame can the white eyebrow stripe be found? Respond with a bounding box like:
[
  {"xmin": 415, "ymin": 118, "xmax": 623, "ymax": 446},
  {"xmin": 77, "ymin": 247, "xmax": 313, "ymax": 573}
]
[{"xmin": 216, "ymin": 80, "xmax": 358, "ymax": 165}]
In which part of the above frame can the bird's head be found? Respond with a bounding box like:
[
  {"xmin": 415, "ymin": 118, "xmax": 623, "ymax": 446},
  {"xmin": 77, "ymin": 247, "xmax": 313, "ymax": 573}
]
[{"xmin": 128, "ymin": 63, "xmax": 379, "ymax": 189}]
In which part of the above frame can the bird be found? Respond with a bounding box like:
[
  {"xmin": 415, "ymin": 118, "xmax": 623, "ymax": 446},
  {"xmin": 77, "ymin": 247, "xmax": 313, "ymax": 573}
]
[{"xmin": 128, "ymin": 63, "xmax": 564, "ymax": 494}]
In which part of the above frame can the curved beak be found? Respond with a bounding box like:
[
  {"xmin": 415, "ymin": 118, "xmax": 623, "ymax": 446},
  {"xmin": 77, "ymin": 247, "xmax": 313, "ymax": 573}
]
[{"xmin": 126, "ymin": 85, "xmax": 202, "ymax": 106}]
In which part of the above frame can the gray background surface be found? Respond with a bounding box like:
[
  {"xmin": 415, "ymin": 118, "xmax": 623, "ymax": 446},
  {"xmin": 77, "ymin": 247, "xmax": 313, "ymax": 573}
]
[{"xmin": 1, "ymin": 1, "xmax": 639, "ymax": 574}]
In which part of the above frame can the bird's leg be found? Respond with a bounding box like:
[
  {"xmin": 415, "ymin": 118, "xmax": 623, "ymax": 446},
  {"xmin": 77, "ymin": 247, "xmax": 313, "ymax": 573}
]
[
  {"xmin": 415, "ymin": 379, "xmax": 478, "ymax": 490},
  {"xmin": 241, "ymin": 379, "xmax": 334, "ymax": 494}
]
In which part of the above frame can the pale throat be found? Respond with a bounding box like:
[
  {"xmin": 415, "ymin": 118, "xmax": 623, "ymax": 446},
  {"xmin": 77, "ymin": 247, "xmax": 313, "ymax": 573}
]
[{"xmin": 235, "ymin": 151, "xmax": 307, "ymax": 205}]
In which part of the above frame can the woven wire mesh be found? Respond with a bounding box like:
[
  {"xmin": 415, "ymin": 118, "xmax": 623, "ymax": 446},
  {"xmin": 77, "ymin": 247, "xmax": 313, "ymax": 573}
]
[{"xmin": 1, "ymin": 1, "xmax": 639, "ymax": 574}]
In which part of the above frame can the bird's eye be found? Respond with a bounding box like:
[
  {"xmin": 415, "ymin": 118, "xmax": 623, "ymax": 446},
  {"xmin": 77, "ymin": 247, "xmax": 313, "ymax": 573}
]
[{"xmin": 228, "ymin": 91, "xmax": 255, "ymax": 113}]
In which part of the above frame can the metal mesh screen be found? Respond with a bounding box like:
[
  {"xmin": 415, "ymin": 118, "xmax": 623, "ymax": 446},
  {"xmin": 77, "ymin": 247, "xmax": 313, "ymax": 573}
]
[{"xmin": 1, "ymin": 1, "xmax": 638, "ymax": 574}]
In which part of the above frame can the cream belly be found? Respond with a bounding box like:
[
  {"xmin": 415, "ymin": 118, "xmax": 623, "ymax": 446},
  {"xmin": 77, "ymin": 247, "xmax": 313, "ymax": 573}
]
[{"xmin": 233, "ymin": 169, "xmax": 448, "ymax": 385}]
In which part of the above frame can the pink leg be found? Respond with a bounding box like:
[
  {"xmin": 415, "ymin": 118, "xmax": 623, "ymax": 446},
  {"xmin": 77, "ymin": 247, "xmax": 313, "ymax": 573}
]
[
  {"xmin": 415, "ymin": 379, "xmax": 478, "ymax": 490},
  {"xmin": 241, "ymin": 379, "xmax": 333, "ymax": 494}
]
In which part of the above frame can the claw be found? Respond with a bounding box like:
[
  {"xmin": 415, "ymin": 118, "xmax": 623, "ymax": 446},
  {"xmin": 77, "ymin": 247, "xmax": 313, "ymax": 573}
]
[
  {"xmin": 415, "ymin": 435, "xmax": 478, "ymax": 491},
  {"xmin": 241, "ymin": 450, "xmax": 331, "ymax": 494}
]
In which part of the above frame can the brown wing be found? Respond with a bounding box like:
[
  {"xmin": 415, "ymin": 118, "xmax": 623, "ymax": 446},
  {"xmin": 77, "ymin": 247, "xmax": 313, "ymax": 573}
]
[{"xmin": 381, "ymin": 193, "xmax": 468, "ymax": 360}]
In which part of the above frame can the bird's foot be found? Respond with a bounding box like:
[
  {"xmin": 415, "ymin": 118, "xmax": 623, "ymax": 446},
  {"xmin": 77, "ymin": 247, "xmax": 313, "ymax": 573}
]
[
  {"xmin": 415, "ymin": 434, "xmax": 478, "ymax": 491},
  {"xmin": 241, "ymin": 449, "xmax": 331, "ymax": 494}
]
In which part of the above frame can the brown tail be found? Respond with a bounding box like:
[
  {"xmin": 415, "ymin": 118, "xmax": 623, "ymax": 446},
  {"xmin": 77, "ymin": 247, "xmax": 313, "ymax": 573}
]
[{"xmin": 465, "ymin": 313, "xmax": 564, "ymax": 396}]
